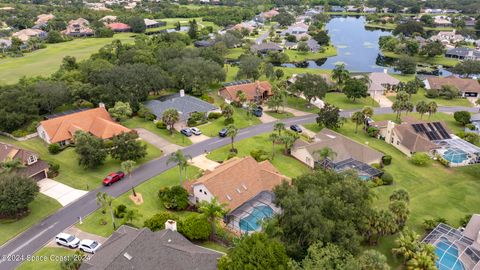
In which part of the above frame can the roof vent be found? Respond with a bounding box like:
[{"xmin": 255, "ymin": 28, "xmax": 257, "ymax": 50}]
[
  {"xmin": 123, "ymin": 252, "xmax": 132, "ymax": 260},
  {"xmin": 241, "ymin": 184, "xmax": 247, "ymax": 190},
  {"xmin": 226, "ymin": 194, "xmax": 232, "ymax": 201},
  {"xmin": 236, "ymin": 188, "xmax": 241, "ymax": 193}
]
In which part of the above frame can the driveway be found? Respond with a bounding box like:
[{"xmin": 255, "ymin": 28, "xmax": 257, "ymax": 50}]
[
  {"xmin": 189, "ymin": 134, "xmax": 210, "ymax": 144},
  {"xmin": 259, "ymin": 113, "xmax": 277, "ymax": 123},
  {"xmin": 45, "ymin": 226, "xmax": 107, "ymax": 248},
  {"xmin": 374, "ymin": 94, "xmax": 393, "ymax": 107},
  {"xmin": 135, "ymin": 128, "xmax": 182, "ymax": 154},
  {"xmin": 189, "ymin": 154, "xmax": 220, "ymax": 171},
  {"xmin": 38, "ymin": 179, "xmax": 88, "ymax": 206},
  {"xmin": 299, "ymin": 125, "xmax": 317, "ymax": 139}
]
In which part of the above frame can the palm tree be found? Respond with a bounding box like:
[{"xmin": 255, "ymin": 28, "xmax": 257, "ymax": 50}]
[
  {"xmin": 362, "ymin": 106, "xmax": 374, "ymax": 118},
  {"xmin": 167, "ymin": 150, "xmax": 190, "ymax": 186},
  {"xmin": 0, "ymin": 158, "xmax": 25, "ymax": 174},
  {"xmin": 199, "ymin": 198, "xmax": 227, "ymax": 240},
  {"xmin": 96, "ymin": 192, "xmax": 116, "ymax": 229},
  {"xmin": 415, "ymin": 101, "xmax": 429, "ymax": 119},
  {"xmin": 162, "ymin": 108, "xmax": 180, "ymax": 134},
  {"xmin": 226, "ymin": 124, "xmax": 238, "ymax": 152},
  {"xmin": 121, "ymin": 160, "xmax": 136, "ymax": 179},
  {"xmin": 279, "ymin": 131, "xmax": 298, "ymax": 155},
  {"xmin": 351, "ymin": 111, "xmax": 366, "ymax": 133},
  {"xmin": 313, "ymin": 147, "xmax": 337, "ymax": 170},
  {"xmin": 221, "ymin": 104, "xmax": 234, "ymax": 121},
  {"xmin": 268, "ymin": 133, "xmax": 279, "ymax": 159},
  {"xmin": 332, "ymin": 63, "xmax": 350, "ymax": 89},
  {"xmin": 390, "ymin": 189, "xmax": 410, "ymax": 203},
  {"xmin": 392, "ymin": 229, "xmax": 420, "ymax": 263},
  {"xmin": 273, "ymin": 122, "xmax": 285, "ymax": 136},
  {"xmin": 122, "ymin": 209, "xmax": 143, "ymax": 225},
  {"xmin": 427, "ymin": 101, "xmax": 437, "ymax": 119},
  {"xmin": 236, "ymin": 91, "xmax": 247, "ymax": 105},
  {"xmin": 389, "ymin": 200, "xmax": 410, "ymax": 229}
]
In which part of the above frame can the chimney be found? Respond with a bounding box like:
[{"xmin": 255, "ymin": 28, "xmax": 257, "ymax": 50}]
[
  {"xmin": 98, "ymin": 102, "xmax": 105, "ymax": 108},
  {"xmin": 179, "ymin": 89, "xmax": 185, "ymax": 97},
  {"xmin": 165, "ymin": 220, "xmax": 177, "ymax": 231}
]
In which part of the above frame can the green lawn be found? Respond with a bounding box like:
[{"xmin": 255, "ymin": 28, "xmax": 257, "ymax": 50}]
[
  {"xmin": 365, "ymin": 22, "xmax": 455, "ymax": 31},
  {"xmin": 199, "ymin": 107, "xmax": 262, "ymax": 137},
  {"xmin": 77, "ymin": 166, "xmax": 201, "ymax": 237},
  {"xmin": 284, "ymin": 45, "xmax": 337, "ymax": 62},
  {"xmin": 390, "ymin": 73, "xmax": 416, "ymax": 83},
  {"xmin": 224, "ymin": 64, "xmax": 332, "ymax": 83},
  {"xmin": 225, "ymin": 48, "xmax": 245, "ymax": 60},
  {"xmin": 265, "ymin": 110, "xmax": 295, "ymax": 119},
  {"xmin": 146, "ymin": 17, "xmax": 220, "ymax": 33},
  {"xmin": 324, "ymin": 92, "xmax": 379, "ymax": 110},
  {"xmin": 122, "ymin": 117, "xmax": 192, "ymax": 147},
  {"xmin": 382, "ymin": 50, "xmax": 459, "ymax": 67},
  {"xmin": 17, "ymin": 247, "xmax": 76, "ymax": 270},
  {"xmin": 285, "ymin": 95, "xmax": 319, "ymax": 113},
  {"xmin": 0, "ymin": 194, "xmax": 61, "ymax": 245},
  {"xmin": 0, "ymin": 136, "xmax": 163, "ymax": 190},
  {"xmin": 305, "ymin": 113, "xmax": 480, "ymax": 267},
  {"xmin": 0, "ymin": 33, "xmax": 135, "ymax": 85},
  {"xmin": 207, "ymin": 133, "xmax": 312, "ymax": 178},
  {"xmin": 387, "ymin": 88, "xmax": 473, "ymax": 107}
]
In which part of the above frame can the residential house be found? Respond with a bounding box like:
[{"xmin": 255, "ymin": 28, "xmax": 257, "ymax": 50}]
[
  {"xmin": 12, "ymin": 29, "xmax": 47, "ymax": 42},
  {"xmin": 232, "ymin": 22, "xmax": 255, "ymax": 33},
  {"xmin": 434, "ymin": 16, "xmax": 453, "ymax": 27},
  {"xmin": 424, "ymin": 8, "xmax": 443, "ymax": 14},
  {"xmin": 363, "ymin": 7, "xmax": 377, "ymax": 13},
  {"xmin": 194, "ymin": 39, "xmax": 216, "ymax": 47},
  {"xmin": 280, "ymin": 22, "xmax": 309, "ymax": 37},
  {"xmin": 62, "ymin": 18, "xmax": 94, "ymax": 37},
  {"xmin": 33, "ymin": 13, "xmax": 54, "ymax": 29},
  {"xmin": 444, "ymin": 9, "xmax": 460, "ymax": 14},
  {"xmin": 287, "ymin": 73, "xmax": 333, "ymax": 86},
  {"xmin": 37, "ymin": 106, "xmax": 131, "ymax": 145},
  {"xmin": 85, "ymin": 2, "xmax": 112, "ymax": 11},
  {"xmin": 374, "ymin": 118, "xmax": 452, "ymax": 156},
  {"xmin": 99, "ymin": 15, "xmax": 117, "ymax": 23},
  {"xmin": 183, "ymin": 156, "xmax": 289, "ymax": 232},
  {"xmin": 465, "ymin": 18, "xmax": 476, "ymax": 28},
  {"xmin": 145, "ymin": 90, "xmax": 219, "ymax": 122},
  {"xmin": 259, "ymin": 9, "xmax": 279, "ymax": 20},
  {"xmin": 330, "ymin": 6, "xmax": 346, "ymax": 12},
  {"xmin": 306, "ymin": 38, "xmax": 321, "ymax": 52},
  {"xmin": 250, "ymin": 42, "xmax": 283, "ymax": 54},
  {"xmin": 107, "ymin": 23, "xmax": 131, "ymax": 32},
  {"xmin": 445, "ymin": 47, "xmax": 480, "ymax": 61},
  {"xmin": 430, "ymin": 31, "xmax": 464, "ymax": 46},
  {"xmin": 414, "ymin": 36, "xmax": 428, "ymax": 47},
  {"xmin": 424, "ymin": 75, "xmax": 480, "ymax": 97},
  {"xmin": 144, "ymin": 18, "xmax": 164, "ymax": 28},
  {"xmin": 79, "ymin": 224, "xmax": 222, "ymax": 270},
  {"xmin": 0, "ymin": 142, "xmax": 49, "ymax": 180},
  {"xmin": 305, "ymin": 8, "xmax": 321, "ymax": 17},
  {"xmin": 219, "ymin": 80, "xmax": 273, "ymax": 103},
  {"xmin": 0, "ymin": 38, "xmax": 12, "ymax": 50},
  {"xmin": 468, "ymin": 114, "xmax": 480, "ymax": 134},
  {"xmin": 367, "ymin": 72, "xmax": 401, "ymax": 96},
  {"xmin": 346, "ymin": 5, "xmax": 359, "ymax": 12},
  {"xmin": 291, "ymin": 129, "xmax": 383, "ymax": 179}
]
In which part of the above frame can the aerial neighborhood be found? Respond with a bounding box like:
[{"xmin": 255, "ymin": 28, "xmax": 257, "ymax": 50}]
[{"xmin": 1, "ymin": 1, "xmax": 480, "ymax": 270}]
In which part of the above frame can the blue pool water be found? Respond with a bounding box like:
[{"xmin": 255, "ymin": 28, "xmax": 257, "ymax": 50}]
[
  {"xmin": 239, "ymin": 205, "xmax": 274, "ymax": 232},
  {"xmin": 358, "ymin": 175, "xmax": 371, "ymax": 181},
  {"xmin": 443, "ymin": 149, "xmax": 469, "ymax": 164},
  {"xmin": 435, "ymin": 238, "xmax": 465, "ymax": 270}
]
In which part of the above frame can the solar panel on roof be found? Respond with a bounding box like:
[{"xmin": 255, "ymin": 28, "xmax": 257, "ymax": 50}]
[
  {"xmin": 412, "ymin": 124, "xmax": 422, "ymax": 133},
  {"xmin": 433, "ymin": 122, "xmax": 451, "ymax": 139}
]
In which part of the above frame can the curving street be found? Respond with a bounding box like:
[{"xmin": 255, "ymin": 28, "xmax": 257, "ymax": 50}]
[{"xmin": 0, "ymin": 105, "xmax": 478, "ymax": 270}]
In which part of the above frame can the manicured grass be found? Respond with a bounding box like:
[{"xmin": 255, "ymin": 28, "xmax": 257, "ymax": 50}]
[
  {"xmin": 373, "ymin": 112, "xmax": 464, "ymax": 133},
  {"xmin": 284, "ymin": 45, "xmax": 337, "ymax": 62},
  {"xmin": 224, "ymin": 64, "xmax": 332, "ymax": 83},
  {"xmin": 305, "ymin": 113, "xmax": 480, "ymax": 267},
  {"xmin": 199, "ymin": 241, "xmax": 229, "ymax": 253},
  {"xmin": 77, "ymin": 166, "xmax": 201, "ymax": 237},
  {"xmin": 382, "ymin": 50, "xmax": 459, "ymax": 67},
  {"xmin": 207, "ymin": 133, "xmax": 312, "ymax": 178},
  {"xmin": 122, "ymin": 117, "xmax": 192, "ymax": 147},
  {"xmin": 324, "ymin": 92, "xmax": 379, "ymax": 110},
  {"xmin": 199, "ymin": 107, "xmax": 262, "ymax": 137},
  {"xmin": 0, "ymin": 194, "xmax": 61, "ymax": 245},
  {"xmin": 0, "ymin": 33, "xmax": 135, "ymax": 85},
  {"xmin": 0, "ymin": 136, "xmax": 163, "ymax": 190},
  {"xmin": 387, "ymin": 88, "xmax": 473, "ymax": 107},
  {"xmin": 285, "ymin": 95, "xmax": 319, "ymax": 113},
  {"xmin": 390, "ymin": 73, "xmax": 416, "ymax": 83},
  {"xmin": 265, "ymin": 110, "xmax": 295, "ymax": 119},
  {"xmin": 303, "ymin": 123, "xmax": 322, "ymax": 133},
  {"xmin": 146, "ymin": 17, "xmax": 220, "ymax": 33},
  {"xmin": 17, "ymin": 247, "xmax": 76, "ymax": 270},
  {"xmin": 225, "ymin": 48, "xmax": 245, "ymax": 60},
  {"xmin": 365, "ymin": 22, "xmax": 455, "ymax": 31}
]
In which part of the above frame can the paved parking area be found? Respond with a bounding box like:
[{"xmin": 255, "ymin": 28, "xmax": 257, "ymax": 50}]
[
  {"xmin": 135, "ymin": 128, "xmax": 182, "ymax": 154},
  {"xmin": 189, "ymin": 154, "xmax": 220, "ymax": 171},
  {"xmin": 38, "ymin": 179, "xmax": 88, "ymax": 206},
  {"xmin": 189, "ymin": 134, "xmax": 210, "ymax": 144},
  {"xmin": 46, "ymin": 226, "xmax": 107, "ymax": 248}
]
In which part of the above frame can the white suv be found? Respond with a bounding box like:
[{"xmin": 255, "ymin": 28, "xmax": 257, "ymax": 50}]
[
  {"xmin": 79, "ymin": 239, "xmax": 101, "ymax": 254},
  {"xmin": 55, "ymin": 233, "xmax": 80, "ymax": 248}
]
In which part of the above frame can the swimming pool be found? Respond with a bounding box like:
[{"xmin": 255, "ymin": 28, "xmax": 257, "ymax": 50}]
[
  {"xmin": 435, "ymin": 237, "xmax": 465, "ymax": 270},
  {"xmin": 443, "ymin": 149, "xmax": 469, "ymax": 164},
  {"xmin": 239, "ymin": 205, "xmax": 274, "ymax": 232},
  {"xmin": 358, "ymin": 175, "xmax": 371, "ymax": 181}
]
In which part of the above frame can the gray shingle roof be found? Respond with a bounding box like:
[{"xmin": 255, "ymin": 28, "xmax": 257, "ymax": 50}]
[
  {"xmin": 145, "ymin": 93, "xmax": 218, "ymax": 121},
  {"xmin": 80, "ymin": 226, "xmax": 222, "ymax": 270}
]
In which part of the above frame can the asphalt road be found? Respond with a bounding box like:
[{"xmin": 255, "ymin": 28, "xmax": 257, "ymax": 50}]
[{"xmin": 0, "ymin": 105, "xmax": 477, "ymax": 269}]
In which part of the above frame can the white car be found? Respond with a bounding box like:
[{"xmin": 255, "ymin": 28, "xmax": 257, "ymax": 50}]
[
  {"xmin": 79, "ymin": 239, "xmax": 101, "ymax": 254},
  {"xmin": 190, "ymin": 127, "xmax": 202, "ymax": 135},
  {"xmin": 55, "ymin": 233, "xmax": 80, "ymax": 248}
]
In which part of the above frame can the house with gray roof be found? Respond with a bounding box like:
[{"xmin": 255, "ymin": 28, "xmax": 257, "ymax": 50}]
[
  {"xmin": 445, "ymin": 47, "xmax": 480, "ymax": 61},
  {"xmin": 80, "ymin": 224, "xmax": 222, "ymax": 270},
  {"xmin": 145, "ymin": 90, "xmax": 220, "ymax": 121},
  {"xmin": 250, "ymin": 42, "xmax": 283, "ymax": 54}
]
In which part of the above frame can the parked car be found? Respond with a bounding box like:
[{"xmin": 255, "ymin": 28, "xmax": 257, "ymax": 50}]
[
  {"xmin": 290, "ymin": 124, "xmax": 302, "ymax": 133},
  {"xmin": 252, "ymin": 108, "xmax": 263, "ymax": 117},
  {"xmin": 190, "ymin": 127, "xmax": 202, "ymax": 135},
  {"xmin": 102, "ymin": 171, "xmax": 125, "ymax": 186},
  {"xmin": 79, "ymin": 239, "xmax": 101, "ymax": 254},
  {"xmin": 180, "ymin": 128, "xmax": 193, "ymax": 137},
  {"xmin": 219, "ymin": 128, "xmax": 228, "ymax": 137},
  {"xmin": 55, "ymin": 233, "xmax": 80, "ymax": 249}
]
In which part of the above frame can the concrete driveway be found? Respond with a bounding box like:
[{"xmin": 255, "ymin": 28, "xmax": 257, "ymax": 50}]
[
  {"xmin": 299, "ymin": 125, "xmax": 317, "ymax": 139},
  {"xmin": 189, "ymin": 154, "xmax": 220, "ymax": 171},
  {"xmin": 189, "ymin": 134, "xmax": 210, "ymax": 144},
  {"xmin": 135, "ymin": 128, "xmax": 182, "ymax": 154},
  {"xmin": 46, "ymin": 226, "xmax": 107, "ymax": 248},
  {"xmin": 259, "ymin": 113, "xmax": 277, "ymax": 123},
  {"xmin": 38, "ymin": 179, "xmax": 88, "ymax": 206}
]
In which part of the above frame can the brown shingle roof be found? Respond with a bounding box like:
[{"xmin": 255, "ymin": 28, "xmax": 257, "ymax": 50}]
[
  {"xmin": 392, "ymin": 118, "xmax": 449, "ymax": 153},
  {"xmin": 0, "ymin": 142, "xmax": 36, "ymax": 164},
  {"xmin": 426, "ymin": 76, "xmax": 480, "ymax": 93},
  {"xmin": 39, "ymin": 107, "xmax": 131, "ymax": 143},
  {"xmin": 219, "ymin": 81, "xmax": 273, "ymax": 102},
  {"xmin": 184, "ymin": 156, "xmax": 289, "ymax": 211}
]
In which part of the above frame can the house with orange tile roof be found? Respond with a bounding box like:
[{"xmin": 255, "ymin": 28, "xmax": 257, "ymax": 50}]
[
  {"xmin": 107, "ymin": 22, "xmax": 131, "ymax": 32},
  {"xmin": 183, "ymin": 156, "xmax": 289, "ymax": 232},
  {"xmin": 219, "ymin": 80, "xmax": 273, "ymax": 104},
  {"xmin": 37, "ymin": 106, "xmax": 131, "ymax": 145}
]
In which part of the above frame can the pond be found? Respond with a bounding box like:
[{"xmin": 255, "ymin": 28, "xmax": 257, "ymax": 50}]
[{"xmin": 282, "ymin": 16, "xmax": 451, "ymax": 75}]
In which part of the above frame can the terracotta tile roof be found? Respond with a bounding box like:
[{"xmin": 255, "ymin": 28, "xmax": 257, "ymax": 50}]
[
  {"xmin": 426, "ymin": 76, "xmax": 480, "ymax": 93},
  {"xmin": 107, "ymin": 23, "xmax": 131, "ymax": 31},
  {"xmin": 219, "ymin": 81, "xmax": 273, "ymax": 102},
  {"xmin": 39, "ymin": 107, "xmax": 131, "ymax": 143},
  {"xmin": 184, "ymin": 156, "xmax": 289, "ymax": 212}
]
